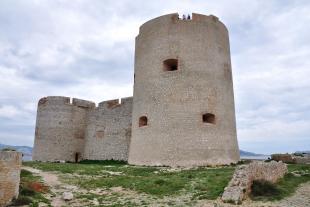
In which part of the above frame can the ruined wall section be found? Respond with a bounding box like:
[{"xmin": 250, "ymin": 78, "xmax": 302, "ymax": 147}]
[
  {"xmin": 32, "ymin": 96, "xmax": 95, "ymax": 162},
  {"xmin": 129, "ymin": 13, "xmax": 239, "ymax": 166},
  {"xmin": 83, "ymin": 97, "xmax": 133, "ymax": 161},
  {"xmin": 0, "ymin": 151, "xmax": 22, "ymax": 207}
]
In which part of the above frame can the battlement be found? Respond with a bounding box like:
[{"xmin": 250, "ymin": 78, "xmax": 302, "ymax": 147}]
[
  {"xmin": 98, "ymin": 96, "xmax": 133, "ymax": 109},
  {"xmin": 38, "ymin": 96, "xmax": 70, "ymax": 106},
  {"xmin": 38, "ymin": 96, "xmax": 95, "ymax": 109},
  {"xmin": 138, "ymin": 13, "xmax": 226, "ymax": 36},
  {"xmin": 72, "ymin": 98, "xmax": 96, "ymax": 109}
]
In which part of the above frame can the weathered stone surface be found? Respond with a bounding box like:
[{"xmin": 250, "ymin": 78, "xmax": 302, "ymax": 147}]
[
  {"xmin": 222, "ymin": 161, "xmax": 288, "ymax": 204},
  {"xmin": 83, "ymin": 97, "xmax": 132, "ymax": 161},
  {"xmin": 0, "ymin": 151, "xmax": 22, "ymax": 207},
  {"xmin": 62, "ymin": 192, "xmax": 73, "ymax": 201},
  {"xmin": 272, "ymin": 154, "xmax": 295, "ymax": 163},
  {"xmin": 128, "ymin": 13, "xmax": 240, "ymax": 167},
  {"xmin": 294, "ymin": 156, "xmax": 310, "ymax": 164},
  {"xmin": 33, "ymin": 96, "xmax": 95, "ymax": 162},
  {"xmin": 271, "ymin": 153, "xmax": 310, "ymax": 164}
]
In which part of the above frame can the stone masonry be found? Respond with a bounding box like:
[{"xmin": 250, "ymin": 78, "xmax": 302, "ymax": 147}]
[
  {"xmin": 129, "ymin": 13, "xmax": 239, "ymax": 166},
  {"xmin": 83, "ymin": 97, "xmax": 132, "ymax": 161},
  {"xmin": 222, "ymin": 161, "xmax": 288, "ymax": 204},
  {"xmin": 33, "ymin": 96, "xmax": 132, "ymax": 162},
  {"xmin": 33, "ymin": 13, "xmax": 240, "ymax": 167},
  {"xmin": 0, "ymin": 151, "xmax": 22, "ymax": 207}
]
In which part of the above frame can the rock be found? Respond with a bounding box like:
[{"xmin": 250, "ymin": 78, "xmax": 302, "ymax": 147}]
[
  {"xmin": 62, "ymin": 192, "xmax": 74, "ymax": 201},
  {"xmin": 221, "ymin": 186, "xmax": 243, "ymax": 204},
  {"xmin": 92, "ymin": 198, "xmax": 99, "ymax": 206},
  {"xmin": 222, "ymin": 161, "xmax": 287, "ymax": 204},
  {"xmin": 111, "ymin": 186, "xmax": 123, "ymax": 192},
  {"xmin": 38, "ymin": 202, "xmax": 48, "ymax": 207}
]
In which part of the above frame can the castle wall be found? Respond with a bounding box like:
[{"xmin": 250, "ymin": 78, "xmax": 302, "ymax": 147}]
[
  {"xmin": 128, "ymin": 13, "xmax": 240, "ymax": 166},
  {"xmin": 32, "ymin": 96, "xmax": 95, "ymax": 162},
  {"xmin": 83, "ymin": 97, "xmax": 133, "ymax": 161},
  {"xmin": 0, "ymin": 151, "xmax": 22, "ymax": 207}
]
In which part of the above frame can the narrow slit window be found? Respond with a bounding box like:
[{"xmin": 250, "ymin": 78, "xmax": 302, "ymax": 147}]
[
  {"xmin": 139, "ymin": 116, "xmax": 148, "ymax": 127},
  {"xmin": 163, "ymin": 59, "xmax": 178, "ymax": 71},
  {"xmin": 202, "ymin": 113, "xmax": 215, "ymax": 124}
]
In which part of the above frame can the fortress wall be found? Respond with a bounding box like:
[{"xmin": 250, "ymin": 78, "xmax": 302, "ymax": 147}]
[
  {"xmin": 32, "ymin": 96, "xmax": 95, "ymax": 162},
  {"xmin": 129, "ymin": 13, "xmax": 239, "ymax": 166},
  {"xmin": 0, "ymin": 151, "xmax": 22, "ymax": 207},
  {"xmin": 83, "ymin": 97, "xmax": 133, "ymax": 161}
]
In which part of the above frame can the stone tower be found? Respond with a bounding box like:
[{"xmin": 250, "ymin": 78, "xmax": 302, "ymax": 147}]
[
  {"xmin": 128, "ymin": 13, "xmax": 240, "ymax": 166},
  {"xmin": 33, "ymin": 96, "xmax": 95, "ymax": 162}
]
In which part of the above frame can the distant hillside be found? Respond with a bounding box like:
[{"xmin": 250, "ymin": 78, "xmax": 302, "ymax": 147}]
[
  {"xmin": 0, "ymin": 143, "xmax": 33, "ymax": 161},
  {"xmin": 239, "ymin": 150, "xmax": 266, "ymax": 157}
]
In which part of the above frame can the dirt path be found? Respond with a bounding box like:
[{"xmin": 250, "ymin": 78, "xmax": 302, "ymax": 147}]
[
  {"xmin": 275, "ymin": 182, "xmax": 310, "ymax": 207},
  {"xmin": 22, "ymin": 166, "xmax": 77, "ymax": 207}
]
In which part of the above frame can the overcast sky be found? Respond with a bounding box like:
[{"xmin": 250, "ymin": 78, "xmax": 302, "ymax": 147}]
[{"xmin": 0, "ymin": 0, "xmax": 309, "ymax": 154}]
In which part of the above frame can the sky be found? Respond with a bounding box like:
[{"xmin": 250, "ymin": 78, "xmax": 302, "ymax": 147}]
[{"xmin": 0, "ymin": 0, "xmax": 309, "ymax": 154}]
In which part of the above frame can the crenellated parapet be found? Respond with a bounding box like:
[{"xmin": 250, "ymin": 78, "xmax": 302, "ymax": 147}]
[
  {"xmin": 38, "ymin": 96, "xmax": 95, "ymax": 109},
  {"xmin": 138, "ymin": 13, "xmax": 227, "ymax": 37},
  {"xmin": 97, "ymin": 97, "xmax": 133, "ymax": 110},
  {"xmin": 72, "ymin": 98, "xmax": 96, "ymax": 109}
]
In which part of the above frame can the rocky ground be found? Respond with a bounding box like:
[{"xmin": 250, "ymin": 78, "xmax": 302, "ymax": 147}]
[{"xmin": 21, "ymin": 165, "xmax": 310, "ymax": 207}]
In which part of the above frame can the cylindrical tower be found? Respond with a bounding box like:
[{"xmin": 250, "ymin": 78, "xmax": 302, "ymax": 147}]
[
  {"xmin": 32, "ymin": 96, "xmax": 95, "ymax": 162},
  {"xmin": 128, "ymin": 13, "xmax": 240, "ymax": 166}
]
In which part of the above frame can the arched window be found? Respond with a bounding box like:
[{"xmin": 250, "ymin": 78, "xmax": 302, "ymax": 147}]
[
  {"xmin": 202, "ymin": 113, "xmax": 215, "ymax": 124},
  {"xmin": 163, "ymin": 59, "xmax": 178, "ymax": 71},
  {"xmin": 139, "ymin": 116, "xmax": 148, "ymax": 127}
]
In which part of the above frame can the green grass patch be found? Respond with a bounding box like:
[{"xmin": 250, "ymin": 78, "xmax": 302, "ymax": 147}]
[
  {"xmin": 9, "ymin": 169, "xmax": 50, "ymax": 207},
  {"xmin": 24, "ymin": 161, "xmax": 235, "ymax": 200},
  {"xmin": 251, "ymin": 164, "xmax": 310, "ymax": 201}
]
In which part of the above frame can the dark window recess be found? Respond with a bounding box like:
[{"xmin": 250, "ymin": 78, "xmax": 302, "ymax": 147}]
[
  {"xmin": 139, "ymin": 116, "xmax": 148, "ymax": 127},
  {"xmin": 202, "ymin": 113, "xmax": 215, "ymax": 124},
  {"xmin": 163, "ymin": 59, "xmax": 178, "ymax": 71}
]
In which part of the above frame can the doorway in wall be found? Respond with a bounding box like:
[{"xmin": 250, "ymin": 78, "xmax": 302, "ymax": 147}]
[{"xmin": 75, "ymin": 152, "xmax": 80, "ymax": 163}]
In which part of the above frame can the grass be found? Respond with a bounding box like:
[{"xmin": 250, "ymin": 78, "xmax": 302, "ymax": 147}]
[
  {"xmin": 9, "ymin": 169, "xmax": 50, "ymax": 207},
  {"xmin": 250, "ymin": 164, "xmax": 310, "ymax": 201},
  {"xmin": 23, "ymin": 161, "xmax": 310, "ymax": 206},
  {"xmin": 24, "ymin": 161, "xmax": 234, "ymax": 200}
]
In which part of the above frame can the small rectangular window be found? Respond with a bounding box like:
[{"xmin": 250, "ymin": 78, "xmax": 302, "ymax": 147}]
[
  {"xmin": 163, "ymin": 59, "xmax": 178, "ymax": 71},
  {"xmin": 139, "ymin": 116, "xmax": 148, "ymax": 127},
  {"xmin": 203, "ymin": 113, "xmax": 215, "ymax": 124}
]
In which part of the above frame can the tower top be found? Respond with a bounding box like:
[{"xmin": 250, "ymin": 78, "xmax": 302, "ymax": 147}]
[{"xmin": 138, "ymin": 13, "xmax": 227, "ymax": 36}]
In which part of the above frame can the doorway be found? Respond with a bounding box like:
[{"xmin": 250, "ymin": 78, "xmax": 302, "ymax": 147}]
[{"xmin": 74, "ymin": 152, "xmax": 80, "ymax": 163}]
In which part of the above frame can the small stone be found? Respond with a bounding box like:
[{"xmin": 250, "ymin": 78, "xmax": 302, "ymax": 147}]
[
  {"xmin": 38, "ymin": 202, "xmax": 48, "ymax": 207},
  {"xmin": 62, "ymin": 192, "xmax": 74, "ymax": 201},
  {"xmin": 92, "ymin": 198, "xmax": 100, "ymax": 206},
  {"xmin": 110, "ymin": 186, "xmax": 123, "ymax": 192}
]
